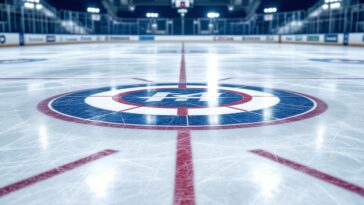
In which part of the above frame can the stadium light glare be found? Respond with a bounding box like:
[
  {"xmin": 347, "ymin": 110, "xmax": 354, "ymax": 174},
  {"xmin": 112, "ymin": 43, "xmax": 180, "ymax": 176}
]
[
  {"xmin": 330, "ymin": 2, "xmax": 341, "ymax": 9},
  {"xmin": 129, "ymin": 5, "xmax": 135, "ymax": 12},
  {"xmin": 146, "ymin": 12, "xmax": 159, "ymax": 18},
  {"xmin": 325, "ymin": 0, "xmax": 341, "ymax": 3},
  {"xmin": 23, "ymin": 0, "xmax": 42, "ymax": 10},
  {"xmin": 24, "ymin": 2, "xmax": 35, "ymax": 9},
  {"xmin": 264, "ymin": 7, "xmax": 277, "ymax": 14},
  {"xmin": 228, "ymin": 5, "xmax": 234, "ymax": 11},
  {"xmin": 322, "ymin": 4, "xmax": 329, "ymax": 10},
  {"xmin": 207, "ymin": 12, "xmax": 220, "ymax": 19},
  {"xmin": 24, "ymin": 0, "xmax": 40, "ymax": 3},
  {"xmin": 36, "ymin": 4, "xmax": 43, "ymax": 10},
  {"xmin": 87, "ymin": 7, "xmax": 100, "ymax": 14},
  {"xmin": 322, "ymin": 0, "xmax": 341, "ymax": 10}
]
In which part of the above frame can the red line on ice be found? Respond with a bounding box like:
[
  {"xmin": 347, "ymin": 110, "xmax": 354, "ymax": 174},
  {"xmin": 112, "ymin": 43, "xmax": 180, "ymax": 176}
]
[
  {"xmin": 132, "ymin": 77, "xmax": 155, "ymax": 83},
  {"xmin": 178, "ymin": 43, "xmax": 187, "ymax": 89},
  {"xmin": 0, "ymin": 149, "xmax": 118, "ymax": 197},
  {"xmin": 173, "ymin": 43, "xmax": 196, "ymax": 205},
  {"xmin": 250, "ymin": 149, "xmax": 364, "ymax": 197},
  {"xmin": 174, "ymin": 129, "xmax": 195, "ymax": 205},
  {"xmin": 218, "ymin": 77, "xmax": 234, "ymax": 82}
]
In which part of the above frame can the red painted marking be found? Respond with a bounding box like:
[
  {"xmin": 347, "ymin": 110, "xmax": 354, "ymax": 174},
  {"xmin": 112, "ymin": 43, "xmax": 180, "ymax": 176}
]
[
  {"xmin": 174, "ymin": 129, "xmax": 195, "ymax": 205},
  {"xmin": 179, "ymin": 43, "xmax": 187, "ymax": 89},
  {"xmin": 0, "ymin": 149, "xmax": 118, "ymax": 197},
  {"xmin": 218, "ymin": 77, "xmax": 234, "ymax": 82},
  {"xmin": 119, "ymin": 106, "xmax": 140, "ymax": 112},
  {"xmin": 173, "ymin": 42, "xmax": 196, "ymax": 205},
  {"xmin": 250, "ymin": 149, "xmax": 364, "ymax": 197},
  {"xmin": 177, "ymin": 107, "xmax": 189, "ymax": 116},
  {"xmin": 132, "ymin": 77, "xmax": 155, "ymax": 83},
  {"xmin": 228, "ymin": 106, "xmax": 249, "ymax": 112}
]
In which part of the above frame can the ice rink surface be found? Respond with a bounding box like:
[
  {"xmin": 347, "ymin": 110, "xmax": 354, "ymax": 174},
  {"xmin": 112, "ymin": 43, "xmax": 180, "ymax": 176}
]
[{"xmin": 0, "ymin": 42, "xmax": 364, "ymax": 205}]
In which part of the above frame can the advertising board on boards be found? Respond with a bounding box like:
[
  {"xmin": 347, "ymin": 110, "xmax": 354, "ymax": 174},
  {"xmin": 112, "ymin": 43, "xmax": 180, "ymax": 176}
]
[
  {"xmin": 325, "ymin": 34, "xmax": 338, "ymax": 43},
  {"xmin": 213, "ymin": 36, "xmax": 234, "ymax": 41},
  {"xmin": 307, "ymin": 35, "xmax": 320, "ymax": 42}
]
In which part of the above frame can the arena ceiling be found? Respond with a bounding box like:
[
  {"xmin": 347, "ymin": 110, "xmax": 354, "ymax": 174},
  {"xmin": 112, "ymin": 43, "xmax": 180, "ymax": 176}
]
[
  {"xmin": 102, "ymin": 0, "xmax": 261, "ymax": 18},
  {"xmin": 46, "ymin": 0, "xmax": 321, "ymax": 18}
]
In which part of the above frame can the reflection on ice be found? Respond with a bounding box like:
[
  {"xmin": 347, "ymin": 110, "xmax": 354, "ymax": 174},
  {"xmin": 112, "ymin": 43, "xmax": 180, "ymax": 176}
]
[
  {"xmin": 251, "ymin": 165, "xmax": 282, "ymax": 198},
  {"xmin": 315, "ymin": 125, "xmax": 327, "ymax": 150},
  {"xmin": 86, "ymin": 168, "xmax": 115, "ymax": 198},
  {"xmin": 209, "ymin": 115, "xmax": 220, "ymax": 125},
  {"xmin": 38, "ymin": 125, "xmax": 49, "ymax": 150},
  {"xmin": 207, "ymin": 53, "xmax": 219, "ymax": 108},
  {"xmin": 263, "ymin": 109, "xmax": 273, "ymax": 121}
]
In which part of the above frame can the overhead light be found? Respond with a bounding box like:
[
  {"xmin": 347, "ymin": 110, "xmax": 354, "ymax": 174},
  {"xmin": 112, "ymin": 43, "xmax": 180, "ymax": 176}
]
[
  {"xmin": 322, "ymin": 0, "xmax": 341, "ymax": 10},
  {"xmin": 129, "ymin": 5, "xmax": 135, "ymax": 12},
  {"xmin": 330, "ymin": 2, "xmax": 341, "ymax": 9},
  {"xmin": 207, "ymin": 12, "xmax": 220, "ymax": 19},
  {"xmin": 228, "ymin": 5, "xmax": 234, "ymax": 11},
  {"xmin": 24, "ymin": 0, "xmax": 42, "ymax": 10},
  {"xmin": 325, "ymin": 0, "xmax": 341, "ymax": 3},
  {"xmin": 146, "ymin": 12, "xmax": 159, "ymax": 18},
  {"xmin": 24, "ymin": 0, "xmax": 40, "ymax": 3},
  {"xmin": 24, "ymin": 2, "xmax": 35, "ymax": 9},
  {"xmin": 264, "ymin": 7, "xmax": 277, "ymax": 14},
  {"xmin": 87, "ymin": 7, "xmax": 100, "ymax": 14},
  {"xmin": 36, "ymin": 4, "xmax": 43, "ymax": 10}
]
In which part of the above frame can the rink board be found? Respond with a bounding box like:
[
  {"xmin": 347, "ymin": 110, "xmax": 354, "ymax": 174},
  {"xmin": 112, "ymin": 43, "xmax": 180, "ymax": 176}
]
[{"xmin": 0, "ymin": 33, "xmax": 363, "ymax": 47}]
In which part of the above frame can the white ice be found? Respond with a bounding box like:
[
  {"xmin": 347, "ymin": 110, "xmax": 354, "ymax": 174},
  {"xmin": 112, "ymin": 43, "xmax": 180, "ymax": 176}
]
[{"xmin": 0, "ymin": 42, "xmax": 364, "ymax": 205}]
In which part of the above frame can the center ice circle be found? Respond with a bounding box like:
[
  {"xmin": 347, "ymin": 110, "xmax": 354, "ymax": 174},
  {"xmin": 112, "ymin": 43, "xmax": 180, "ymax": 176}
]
[
  {"xmin": 114, "ymin": 88, "xmax": 250, "ymax": 108},
  {"xmin": 38, "ymin": 83, "xmax": 328, "ymax": 130}
]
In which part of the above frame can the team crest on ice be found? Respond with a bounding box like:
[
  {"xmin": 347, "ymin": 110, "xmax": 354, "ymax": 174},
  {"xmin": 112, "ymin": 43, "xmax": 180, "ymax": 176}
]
[{"xmin": 38, "ymin": 83, "xmax": 327, "ymax": 130}]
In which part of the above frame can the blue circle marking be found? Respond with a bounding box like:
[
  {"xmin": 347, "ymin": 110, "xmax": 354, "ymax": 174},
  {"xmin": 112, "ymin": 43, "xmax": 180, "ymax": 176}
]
[
  {"xmin": 39, "ymin": 83, "xmax": 327, "ymax": 130},
  {"xmin": 0, "ymin": 59, "xmax": 47, "ymax": 64},
  {"xmin": 310, "ymin": 58, "xmax": 364, "ymax": 64}
]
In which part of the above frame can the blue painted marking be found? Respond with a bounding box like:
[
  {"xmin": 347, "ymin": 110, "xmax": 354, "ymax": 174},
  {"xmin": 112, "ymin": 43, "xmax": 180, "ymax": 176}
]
[
  {"xmin": 48, "ymin": 83, "xmax": 318, "ymax": 127},
  {"xmin": 0, "ymin": 59, "xmax": 47, "ymax": 64},
  {"xmin": 310, "ymin": 58, "xmax": 364, "ymax": 64}
]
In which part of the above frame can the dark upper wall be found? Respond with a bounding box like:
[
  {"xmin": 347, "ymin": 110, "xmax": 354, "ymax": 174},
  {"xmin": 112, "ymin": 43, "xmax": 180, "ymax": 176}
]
[{"xmin": 45, "ymin": 0, "xmax": 320, "ymax": 18}]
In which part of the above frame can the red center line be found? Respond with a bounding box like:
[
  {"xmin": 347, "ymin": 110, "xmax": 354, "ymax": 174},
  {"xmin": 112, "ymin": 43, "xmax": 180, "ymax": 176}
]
[
  {"xmin": 0, "ymin": 149, "xmax": 118, "ymax": 197},
  {"xmin": 173, "ymin": 42, "xmax": 196, "ymax": 205},
  {"xmin": 250, "ymin": 149, "xmax": 364, "ymax": 197},
  {"xmin": 132, "ymin": 77, "xmax": 155, "ymax": 83},
  {"xmin": 178, "ymin": 43, "xmax": 187, "ymax": 89}
]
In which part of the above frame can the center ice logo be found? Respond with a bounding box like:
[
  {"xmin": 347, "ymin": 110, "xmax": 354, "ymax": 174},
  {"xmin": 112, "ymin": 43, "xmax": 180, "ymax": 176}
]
[
  {"xmin": 39, "ymin": 83, "xmax": 328, "ymax": 130},
  {"xmin": 116, "ymin": 88, "xmax": 245, "ymax": 108},
  {"xmin": 142, "ymin": 92, "xmax": 220, "ymax": 102}
]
